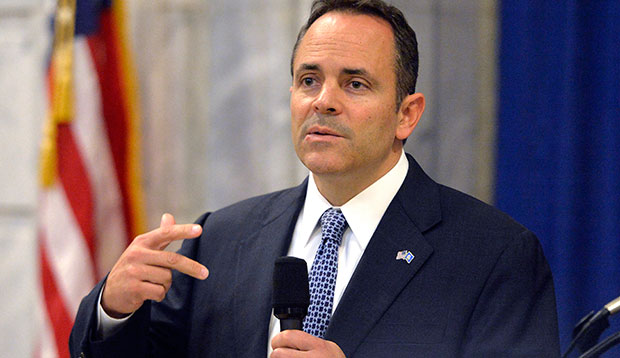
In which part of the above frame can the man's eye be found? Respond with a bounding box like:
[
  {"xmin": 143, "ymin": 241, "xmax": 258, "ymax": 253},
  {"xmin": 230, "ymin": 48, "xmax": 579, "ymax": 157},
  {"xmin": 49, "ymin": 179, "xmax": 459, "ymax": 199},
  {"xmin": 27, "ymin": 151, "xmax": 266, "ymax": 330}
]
[
  {"xmin": 302, "ymin": 77, "xmax": 315, "ymax": 86},
  {"xmin": 350, "ymin": 81, "xmax": 364, "ymax": 89}
]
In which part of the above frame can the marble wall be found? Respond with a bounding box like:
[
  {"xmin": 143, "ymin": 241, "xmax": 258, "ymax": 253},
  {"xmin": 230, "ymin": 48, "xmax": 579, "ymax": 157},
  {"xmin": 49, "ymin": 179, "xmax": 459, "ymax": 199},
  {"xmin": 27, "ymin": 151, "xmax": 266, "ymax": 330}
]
[{"xmin": 0, "ymin": 1, "xmax": 51, "ymax": 356}]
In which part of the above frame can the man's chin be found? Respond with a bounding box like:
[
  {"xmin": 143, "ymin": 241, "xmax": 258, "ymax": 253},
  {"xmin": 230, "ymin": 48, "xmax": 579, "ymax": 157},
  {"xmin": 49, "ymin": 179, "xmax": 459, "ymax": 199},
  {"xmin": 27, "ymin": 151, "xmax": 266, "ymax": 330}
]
[{"xmin": 299, "ymin": 156, "xmax": 346, "ymax": 176}]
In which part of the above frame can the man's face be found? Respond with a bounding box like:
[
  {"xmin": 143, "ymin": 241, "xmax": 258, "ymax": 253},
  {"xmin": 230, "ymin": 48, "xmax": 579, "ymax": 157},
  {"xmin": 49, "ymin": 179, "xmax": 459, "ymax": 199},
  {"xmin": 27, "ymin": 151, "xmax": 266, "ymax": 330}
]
[{"xmin": 290, "ymin": 12, "xmax": 405, "ymax": 184}]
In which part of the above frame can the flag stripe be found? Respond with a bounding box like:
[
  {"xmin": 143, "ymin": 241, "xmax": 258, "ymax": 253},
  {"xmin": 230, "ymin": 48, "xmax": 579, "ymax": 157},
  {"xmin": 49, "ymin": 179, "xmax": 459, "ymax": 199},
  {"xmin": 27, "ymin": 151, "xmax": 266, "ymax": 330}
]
[
  {"xmin": 39, "ymin": 241, "xmax": 72, "ymax": 358},
  {"xmin": 87, "ymin": 11, "xmax": 134, "ymax": 245},
  {"xmin": 39, "ymin": 312, "xmax": 57, "ymax": 358},
  {"xmin": 41, "ymin": 186, "xmax": 97, "ymax": 316},
  {"xmin": 72, "ymin": 37, "xmax": 128, "ymax": 277},
  {"xmin": 56, "ymin": 124, "xmax": 98, "ymax": 273}
]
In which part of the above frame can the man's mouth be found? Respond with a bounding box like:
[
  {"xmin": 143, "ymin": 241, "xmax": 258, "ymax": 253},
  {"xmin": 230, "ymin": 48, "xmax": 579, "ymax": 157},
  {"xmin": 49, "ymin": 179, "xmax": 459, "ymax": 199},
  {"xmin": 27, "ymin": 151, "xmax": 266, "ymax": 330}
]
[{"xmin": 306, "ymin": 125, "xmax": 341, "ymax": 137}]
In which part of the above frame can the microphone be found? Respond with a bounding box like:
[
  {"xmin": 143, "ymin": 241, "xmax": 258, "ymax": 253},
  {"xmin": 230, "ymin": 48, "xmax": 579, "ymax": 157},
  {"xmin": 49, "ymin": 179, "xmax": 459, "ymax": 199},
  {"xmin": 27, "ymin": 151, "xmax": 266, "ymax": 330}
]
[
  {"xmin": 563, "ymin": 295, "xmax": 620, "ymax": 358},
  {"xmin": 604, "ymin": 296, "xmax": 620, "ymax": 315},
  {"xmin": 579, "ymin": 331, "xmax": 620, "ymax": 358},
  {"xmin": 272, "ymin": 256, "xmax": 310, "ymax": 331}
]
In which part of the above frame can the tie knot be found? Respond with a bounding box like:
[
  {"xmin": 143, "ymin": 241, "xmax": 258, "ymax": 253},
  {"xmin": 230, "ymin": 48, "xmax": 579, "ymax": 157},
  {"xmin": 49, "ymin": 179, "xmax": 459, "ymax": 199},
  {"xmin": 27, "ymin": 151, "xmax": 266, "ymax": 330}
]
[{"xmin": 320, "ymin": 208, "xmax": 347, "ymax": 245}]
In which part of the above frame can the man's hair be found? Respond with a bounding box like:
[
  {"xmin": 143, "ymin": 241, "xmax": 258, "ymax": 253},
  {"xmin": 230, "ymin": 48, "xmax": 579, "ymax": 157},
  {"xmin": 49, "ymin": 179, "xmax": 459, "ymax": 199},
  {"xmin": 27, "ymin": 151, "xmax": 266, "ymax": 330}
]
[{"xmin": 290, "ymin": 0, "xmax": 419, "ymax": 109}]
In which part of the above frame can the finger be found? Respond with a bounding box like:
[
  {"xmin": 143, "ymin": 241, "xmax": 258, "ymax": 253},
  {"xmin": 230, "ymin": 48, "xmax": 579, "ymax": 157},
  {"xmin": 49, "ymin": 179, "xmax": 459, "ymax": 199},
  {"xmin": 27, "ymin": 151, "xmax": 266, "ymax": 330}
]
[
  {"xmin": 270, "ymin": 347, "xmax": 305, "ymax": 358},
  {"xmin": 142, "ymin": 265, "xmax": 173, "ymax": 291},
  {"xmin": 160, "ymin": 213, "xmax": 176, "ymax": 228},
  {"xmin": 137, "ymin": 222, "xmax": 203, "ymax": 250},
  {"xmin": 271, "ymin": 330, "xmax": 318, "ymax": 352},
  {"xmin": 137, "ymin": 281, "xmax": 168, "ymax": 303},
  {"xmin": 147, "ymin": 249, "xmax": 209, "ymax": 280}
]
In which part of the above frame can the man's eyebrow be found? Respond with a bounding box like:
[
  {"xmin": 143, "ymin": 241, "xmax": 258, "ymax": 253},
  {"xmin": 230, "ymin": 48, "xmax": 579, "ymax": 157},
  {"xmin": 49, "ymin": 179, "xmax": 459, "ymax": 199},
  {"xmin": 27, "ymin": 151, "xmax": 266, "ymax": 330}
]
[
  {"xmin": 343, "ymin": 68, "xmax": 378, "ymax": 85},
  {"xmin": 296, "ymin": 63, "xmax": 320, "ymax": 74},
  {"xmin": 342, "ymin": 68, "xmax": 369, "ymax": 76},
  {"xmin": 294, "ymin": 65, "xmax": 376, "ymax": 82}
]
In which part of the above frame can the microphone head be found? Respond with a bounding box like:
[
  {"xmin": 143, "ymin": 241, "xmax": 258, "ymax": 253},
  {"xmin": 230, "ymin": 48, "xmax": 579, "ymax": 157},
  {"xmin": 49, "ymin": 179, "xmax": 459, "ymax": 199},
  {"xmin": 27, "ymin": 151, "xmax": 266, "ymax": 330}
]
[
  {"xmin": 605, "ymin": 296, "xmax": 620, "ymax": 315},
  {"xmin": 272, "ymin": 256, "xmax": 310, "ymax": 319}
]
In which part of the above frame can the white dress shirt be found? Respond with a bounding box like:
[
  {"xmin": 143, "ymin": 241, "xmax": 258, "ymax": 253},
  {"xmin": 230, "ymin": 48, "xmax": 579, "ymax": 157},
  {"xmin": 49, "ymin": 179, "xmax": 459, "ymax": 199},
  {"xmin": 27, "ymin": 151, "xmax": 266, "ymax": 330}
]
[
  {"xmin": 99, "ymin": 151, "xmax": 409, "ymax": 354},
  {"xmin": 267, "ymin": 150, "xmax": 408, "ymax": 354}
]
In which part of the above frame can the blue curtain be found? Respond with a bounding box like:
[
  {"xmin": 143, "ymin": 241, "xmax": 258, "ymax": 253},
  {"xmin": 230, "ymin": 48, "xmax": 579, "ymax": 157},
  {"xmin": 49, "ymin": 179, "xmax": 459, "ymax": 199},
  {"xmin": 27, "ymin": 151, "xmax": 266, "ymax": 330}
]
[{"xmin": 497, "ymin": 1, "xmax": 620, "ymax": 353}]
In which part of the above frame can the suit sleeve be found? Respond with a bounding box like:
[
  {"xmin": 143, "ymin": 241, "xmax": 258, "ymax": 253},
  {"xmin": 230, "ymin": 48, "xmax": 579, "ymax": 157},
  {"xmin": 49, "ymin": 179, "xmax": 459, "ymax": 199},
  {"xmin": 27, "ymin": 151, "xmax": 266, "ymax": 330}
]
[
  {"xmin": 69, "ymin": 212, "xmax": 210, "ymax": 358},
  {"xmin": 461, "ymin": 230, "xmax": 560, "ymax": 358}
]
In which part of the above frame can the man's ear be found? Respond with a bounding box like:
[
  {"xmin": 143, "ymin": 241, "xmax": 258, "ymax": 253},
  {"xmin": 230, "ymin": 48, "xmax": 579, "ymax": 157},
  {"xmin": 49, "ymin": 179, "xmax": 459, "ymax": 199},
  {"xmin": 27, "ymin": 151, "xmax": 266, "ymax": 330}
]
[{"xmin": 396, "ymin": 93, "xmax": 425, "ymax": 141}]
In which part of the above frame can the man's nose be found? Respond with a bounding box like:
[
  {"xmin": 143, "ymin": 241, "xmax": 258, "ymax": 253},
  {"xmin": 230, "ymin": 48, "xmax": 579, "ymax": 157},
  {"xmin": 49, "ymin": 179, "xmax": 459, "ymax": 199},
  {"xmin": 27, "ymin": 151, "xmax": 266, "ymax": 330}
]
[{"xmin": 312, "ymin": 82, "xmax": 342, "ymax": 115}]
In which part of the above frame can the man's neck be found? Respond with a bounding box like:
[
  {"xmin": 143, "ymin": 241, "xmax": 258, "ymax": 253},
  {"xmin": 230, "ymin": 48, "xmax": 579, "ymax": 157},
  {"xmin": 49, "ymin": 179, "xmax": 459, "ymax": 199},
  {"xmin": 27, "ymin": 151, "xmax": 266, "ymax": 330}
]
[{"xmin": 312, "ymin": 148, "xmax": 403, "ymax": 206}]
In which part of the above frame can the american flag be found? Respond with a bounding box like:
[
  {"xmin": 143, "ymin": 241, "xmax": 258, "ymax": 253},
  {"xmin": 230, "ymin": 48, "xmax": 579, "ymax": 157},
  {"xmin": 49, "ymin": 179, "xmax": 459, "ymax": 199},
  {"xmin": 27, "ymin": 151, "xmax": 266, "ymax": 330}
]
[{"xmin": 37, "ymin": 0, "xmax": 145, "ymax": 356}]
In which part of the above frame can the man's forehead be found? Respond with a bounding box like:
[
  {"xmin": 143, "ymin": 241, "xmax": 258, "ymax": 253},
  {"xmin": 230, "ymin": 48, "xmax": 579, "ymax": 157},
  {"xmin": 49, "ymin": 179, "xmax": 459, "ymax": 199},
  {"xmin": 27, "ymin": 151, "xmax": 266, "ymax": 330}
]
[
  {"xmin": 292, "ymin": 12, "xmax": 395, "ymax": 73},
  {"xmin": 305, "ymin": 11, "xmax": 393, "ymax": 42}
]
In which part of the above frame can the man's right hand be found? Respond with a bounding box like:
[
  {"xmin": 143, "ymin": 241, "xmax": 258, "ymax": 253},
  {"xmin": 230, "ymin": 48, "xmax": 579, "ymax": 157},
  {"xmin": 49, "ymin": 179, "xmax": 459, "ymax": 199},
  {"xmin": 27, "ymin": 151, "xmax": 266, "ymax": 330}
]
[{"xmin": 101, "ymin": 213, "xmax": 209, "ymax": 318}]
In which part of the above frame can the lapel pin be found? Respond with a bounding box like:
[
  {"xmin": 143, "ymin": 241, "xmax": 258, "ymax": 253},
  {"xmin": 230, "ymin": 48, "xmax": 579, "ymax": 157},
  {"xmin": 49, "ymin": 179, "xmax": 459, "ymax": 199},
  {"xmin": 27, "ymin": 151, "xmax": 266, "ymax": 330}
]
[{"xmin": 396, "ymin": 250, "xmax": 415, "ymax": 264}]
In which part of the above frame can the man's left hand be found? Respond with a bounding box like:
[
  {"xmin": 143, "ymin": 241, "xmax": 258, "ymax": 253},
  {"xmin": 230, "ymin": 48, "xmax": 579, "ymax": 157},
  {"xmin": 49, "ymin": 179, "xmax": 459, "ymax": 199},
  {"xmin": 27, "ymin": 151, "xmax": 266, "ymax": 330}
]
[{"xmin": 270, "ymin": 330, "xmax": 346, "ymax": 358}]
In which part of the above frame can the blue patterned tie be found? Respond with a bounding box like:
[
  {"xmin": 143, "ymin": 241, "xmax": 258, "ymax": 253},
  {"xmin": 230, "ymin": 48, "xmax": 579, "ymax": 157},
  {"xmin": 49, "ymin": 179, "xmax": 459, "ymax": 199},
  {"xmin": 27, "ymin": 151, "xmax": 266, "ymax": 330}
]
[{"xmin": 303, "ymin": 208, "xmax": 347, "ymax": 338}]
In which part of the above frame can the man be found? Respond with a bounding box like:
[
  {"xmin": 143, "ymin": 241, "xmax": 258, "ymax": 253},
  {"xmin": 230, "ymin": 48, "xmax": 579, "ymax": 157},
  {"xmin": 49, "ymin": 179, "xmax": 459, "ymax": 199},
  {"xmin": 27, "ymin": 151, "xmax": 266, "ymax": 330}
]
[{"xmin": 70, "ymin": 0, "xmax": 560, "ymax": 357}]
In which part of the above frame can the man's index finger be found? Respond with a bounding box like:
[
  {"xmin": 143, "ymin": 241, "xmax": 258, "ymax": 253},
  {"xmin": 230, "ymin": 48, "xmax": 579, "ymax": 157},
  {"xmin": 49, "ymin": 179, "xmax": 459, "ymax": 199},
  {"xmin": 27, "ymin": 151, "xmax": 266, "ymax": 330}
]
[
  {"xmin": 158, "ymin": 251, "xmax": 209, "ymax": 280},
  {"xmin": 143, "ymin": 224, "xmax": 203, "ymax": 250}
]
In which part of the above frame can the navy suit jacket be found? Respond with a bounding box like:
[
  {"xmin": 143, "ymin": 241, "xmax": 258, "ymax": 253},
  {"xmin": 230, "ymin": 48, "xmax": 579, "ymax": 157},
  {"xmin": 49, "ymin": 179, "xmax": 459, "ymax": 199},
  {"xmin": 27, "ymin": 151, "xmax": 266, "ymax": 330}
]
[{"xmin": 70, "ymin": 154, "xmax": 560, "ymax": 357}]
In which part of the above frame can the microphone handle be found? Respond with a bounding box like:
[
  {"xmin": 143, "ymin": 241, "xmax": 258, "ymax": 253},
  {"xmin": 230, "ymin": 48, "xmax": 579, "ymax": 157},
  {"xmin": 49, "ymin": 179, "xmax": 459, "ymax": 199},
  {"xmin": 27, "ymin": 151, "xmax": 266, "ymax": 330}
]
[
  {"xmin": 280, "ymin": 318, "xmax": 303, "ymax": 331},
  {"xmin": 579, "ymin": 331, "xmax": 620, "ymax": 358},
  {"xmin": 562, "ymin": 309, "xmax": 611, "ymax": 358}
]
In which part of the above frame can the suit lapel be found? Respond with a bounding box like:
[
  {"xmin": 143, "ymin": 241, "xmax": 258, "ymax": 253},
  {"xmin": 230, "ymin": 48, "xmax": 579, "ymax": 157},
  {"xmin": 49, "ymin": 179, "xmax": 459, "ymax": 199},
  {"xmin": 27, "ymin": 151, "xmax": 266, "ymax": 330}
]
[
  {"xmin": 325, "ymin": 155, "xmax": 442, "ymax": 356},
  {"xmin": 233, "ymin": 181, "xmax": 307, "ymax": 357}
]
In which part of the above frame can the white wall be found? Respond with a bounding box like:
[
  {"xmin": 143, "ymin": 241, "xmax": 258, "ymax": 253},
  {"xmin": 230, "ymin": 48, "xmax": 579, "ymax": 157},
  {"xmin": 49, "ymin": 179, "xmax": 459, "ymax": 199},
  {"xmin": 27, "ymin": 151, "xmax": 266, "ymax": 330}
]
[{"xmin": 0, "ymin": 1, "xmax": 51, "ymax": 357}]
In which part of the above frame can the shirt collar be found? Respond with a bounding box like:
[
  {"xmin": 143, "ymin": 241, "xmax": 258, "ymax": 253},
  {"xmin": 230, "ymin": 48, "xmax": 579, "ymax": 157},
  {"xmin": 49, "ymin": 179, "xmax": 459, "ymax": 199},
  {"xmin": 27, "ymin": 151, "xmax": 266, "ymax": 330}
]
[{"xmin": 299, "ymin": 150, "xmax": 409, "ymax": 249}]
